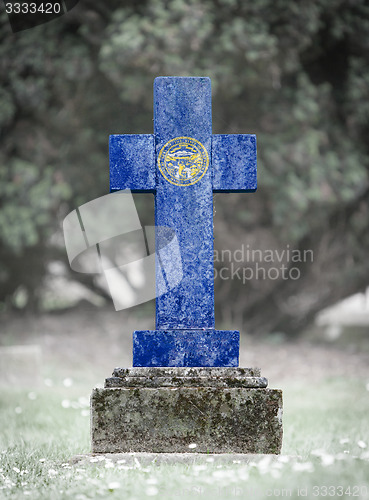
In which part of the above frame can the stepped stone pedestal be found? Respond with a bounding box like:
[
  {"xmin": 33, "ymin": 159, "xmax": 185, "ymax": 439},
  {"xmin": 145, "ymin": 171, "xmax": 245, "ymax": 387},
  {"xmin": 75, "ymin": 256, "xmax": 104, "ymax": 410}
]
[{"xmin": 91, "ymin": 367, "xmax": 283, "ymax": 454}]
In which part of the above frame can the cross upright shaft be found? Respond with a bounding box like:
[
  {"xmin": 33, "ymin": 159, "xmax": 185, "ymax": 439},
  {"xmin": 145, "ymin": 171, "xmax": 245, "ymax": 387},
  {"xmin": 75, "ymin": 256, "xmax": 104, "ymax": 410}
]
[
  {"xmin": 154, "ymin": 77, "xmax": 214, "ymax": 329},
  {"xmin": 109, "ymin": 77, "xmax": 257, "ymax": 367}
]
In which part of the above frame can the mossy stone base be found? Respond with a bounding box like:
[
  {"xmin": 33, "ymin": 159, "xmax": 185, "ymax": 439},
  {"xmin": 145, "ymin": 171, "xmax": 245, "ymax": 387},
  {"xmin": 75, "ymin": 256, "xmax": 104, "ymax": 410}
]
[{"xmin": 91, "ymin": 368, "xmax": 283, "ymax": 454}]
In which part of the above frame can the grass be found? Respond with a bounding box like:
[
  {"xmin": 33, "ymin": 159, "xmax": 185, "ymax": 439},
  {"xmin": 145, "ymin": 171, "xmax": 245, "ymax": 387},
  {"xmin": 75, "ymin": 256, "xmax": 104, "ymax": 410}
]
[{"xmin": 0, "ymin": 377, "xmax": 369, "ymax": 499}]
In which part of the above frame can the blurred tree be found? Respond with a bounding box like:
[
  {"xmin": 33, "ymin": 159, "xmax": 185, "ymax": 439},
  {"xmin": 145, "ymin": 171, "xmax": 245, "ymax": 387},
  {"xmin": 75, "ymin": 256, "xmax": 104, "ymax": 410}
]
[{"xmin": 0, "ymin": 0, "xmax": 368, "ymax": 333}]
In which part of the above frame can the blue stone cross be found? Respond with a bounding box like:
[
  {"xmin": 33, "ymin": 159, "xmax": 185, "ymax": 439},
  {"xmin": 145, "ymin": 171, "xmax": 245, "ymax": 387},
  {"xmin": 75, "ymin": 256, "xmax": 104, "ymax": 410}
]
[{"xmin": 110, "ymin": 77, "xmax": 257, "ymax": 367}]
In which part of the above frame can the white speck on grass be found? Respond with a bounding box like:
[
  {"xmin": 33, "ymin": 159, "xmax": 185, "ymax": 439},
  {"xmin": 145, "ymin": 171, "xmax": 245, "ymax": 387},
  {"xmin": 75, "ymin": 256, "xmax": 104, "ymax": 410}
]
[
  {"xmin": 321, "ymin": 454, "xmax": 335, "ymax": 466},
  {"xmin": 339, "ymin": 437, "xmax": 349, "ymax": 444},
  {"xmin": 188, "ymin": 443, "xmax": 197, "ymax": 449},
  {"xmin": 238, "ymin": 469, "xmax": 249, "ymax": 481},
  {"xmin": 272, "ymin": 461, "xmax": 283, "ymax": 470},
  {"xmin": 27, "ymin": 392, "xmax": 37, "ymax": 400},
  {"xmin": 61, "ymin": 400, "xmax": 70, "ymax": 408},
  {"xmin": 193, "ymin": 464, "xmax": 207, "ymax": 472},
  {"xmin": 24, "ymin": 491, "xmax": 31, "ymax": 496},
  {"xmin": 212, "ymin": 469, "xmax": 225, "ymax": 478},
  {"xmin": 13, "ymin": 467, "xmax": 20, "ymax": 474},
  {"xmin": 104, "ymin": 462, "xmax": 114, "ymax": 469},
  {"xmin": 39, "ymin": 459, "xmax": 46, "ymax": 463},
  {"xmin": 48, "ymin": 469, "xmax": 58, "ymax": 477},
  {"xmin": 358, "ymin": 440, "xmax": 367, "ymax": 449},
  {"xmin": 134, "ymin": 457, "xmax": 141, "ymax": 468},
  {"xmin": 90, "ymin": 458, "xmax": 99, "ymax": 463},
  {"xmin": 271, "ymin": 468, "xmax": 281, "ymax": 479},
  {"xmin": 311, "ymin": 449, "xmax": 325, "ymax": 457},
  {"xmin": 206, "ymin": 457, "xmax": 214, "ymax": 463},
  {"xmin": 44, "ymin": 378, "xmax": 53, "ymax": 387},
  {"xmin": 146, "ymin": 486, "xmax": 159, "ymax": 496},
  {"xmin": 277, "ymin": 455, "xmax": 290, "ymax": 463},
  {"xmin": 108, "ymin": 482, "xmax": 121, "ymax": 490},
  {"xmin": 335, "ymin": 453, "xmax": 349, "ymax": 460},
  {"xmin": 63, "ymin": 378, "xmax": 73, "ymax": 387},
  {"xmin": 81, "ymin": 410, "xmax": 89, "ymax": 417},
  {"xmin": 292, "ymin": 462, "xmax": 314, "ymax": 472},
  {"xmin": 116, "ymin": 459, "xmax": 126, "ymax": 464},
  {"xmin": 15, "ymin": 407, "xmax": 22, "ymax": 414},
  {"xmin": 146, "ymin": 478, "xmax": 158, "ymax": 485},
  {"xmin": 256, "ymin": 455, "xmax": 272, "ymax": 473}
]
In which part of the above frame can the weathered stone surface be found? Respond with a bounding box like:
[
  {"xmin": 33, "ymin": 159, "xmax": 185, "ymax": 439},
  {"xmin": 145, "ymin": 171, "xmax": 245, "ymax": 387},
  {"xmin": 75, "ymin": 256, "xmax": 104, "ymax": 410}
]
[
  {"xmin": 133, "ymin": 329, "xmax": 239, "ymax": 367},
  {"xmin": 91, "ymin": 384, "xmax": 283, "ymax": 454},
  {"xmin": 105, "ymin": 376, "xmax": 268, "ymax": 388},
  {"xmin": 212, "ymin": 134, "xmax": 257, "ymax": 193},
  {"xmin": 106, "ymin": 367, "xmax": 266, "ymax": 388},
  {"xmin": 113, "ymin": 367, "xmax": 261, "ymax": 377},
  {"xmin": 109, "ymin": 134, "xmax": 155, "ymax": 193}
]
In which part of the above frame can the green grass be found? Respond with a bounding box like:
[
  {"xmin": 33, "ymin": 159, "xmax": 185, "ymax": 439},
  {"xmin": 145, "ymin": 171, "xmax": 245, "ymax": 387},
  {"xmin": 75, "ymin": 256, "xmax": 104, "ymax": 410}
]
[{"xmin": 0, "ymin": 378, "xmax": 369, "ymax": 499}]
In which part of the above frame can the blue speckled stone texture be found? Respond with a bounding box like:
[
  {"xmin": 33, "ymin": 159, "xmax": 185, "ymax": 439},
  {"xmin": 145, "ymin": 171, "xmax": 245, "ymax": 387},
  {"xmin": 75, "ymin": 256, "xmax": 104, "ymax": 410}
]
[
  {"xmin": 212, "ymin": 134, "xmax": 257, "ymax": 192},
  {"xmin": 108, "ymin": 76, "xmax": 257, "ymax": 367},
  {"xmin": 133, "ymin": 330, "xmax": 239, "ymax": 367},
  {"xmin": 110, "ymin": 134, "xmax": 155, "ymax": 192},
  {"xmin": 154, "ymin": 77, "xmax": 214, "ymax": 329}
]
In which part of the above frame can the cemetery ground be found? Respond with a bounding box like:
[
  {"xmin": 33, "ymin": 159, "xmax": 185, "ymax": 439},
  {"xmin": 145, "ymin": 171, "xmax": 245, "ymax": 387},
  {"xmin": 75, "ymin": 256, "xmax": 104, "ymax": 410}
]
[{"xmin": 1, "ymin": 305, "xmax": 369, "ymax": 499}]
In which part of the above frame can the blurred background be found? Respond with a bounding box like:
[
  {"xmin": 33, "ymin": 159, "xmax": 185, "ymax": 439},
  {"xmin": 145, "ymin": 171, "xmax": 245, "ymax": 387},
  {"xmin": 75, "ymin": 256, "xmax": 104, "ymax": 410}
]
[{"xmin": 1, "ymin": 0, "xmax": 369, "ymax": 380}]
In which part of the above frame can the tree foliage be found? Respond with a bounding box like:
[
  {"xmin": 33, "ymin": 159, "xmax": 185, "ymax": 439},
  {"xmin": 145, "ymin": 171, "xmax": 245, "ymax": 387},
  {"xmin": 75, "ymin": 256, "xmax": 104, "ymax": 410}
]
[{"xmin": 0, "ymin": 0, "xmax": 369, "ymax": 333}]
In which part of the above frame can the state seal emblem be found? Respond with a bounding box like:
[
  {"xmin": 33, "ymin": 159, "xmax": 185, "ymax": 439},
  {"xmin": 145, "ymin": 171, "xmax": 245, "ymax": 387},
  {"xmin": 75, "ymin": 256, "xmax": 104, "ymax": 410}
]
[{"xmin": 157, "ymin": 137, "xmax": 209, "ymax": 186}]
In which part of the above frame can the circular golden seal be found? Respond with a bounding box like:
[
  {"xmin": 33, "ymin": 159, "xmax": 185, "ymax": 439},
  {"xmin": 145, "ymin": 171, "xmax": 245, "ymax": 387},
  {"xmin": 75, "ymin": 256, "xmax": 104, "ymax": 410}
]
[{"xmin": 157, "ymin": 137, "xmax": 209, "ymax": 186}]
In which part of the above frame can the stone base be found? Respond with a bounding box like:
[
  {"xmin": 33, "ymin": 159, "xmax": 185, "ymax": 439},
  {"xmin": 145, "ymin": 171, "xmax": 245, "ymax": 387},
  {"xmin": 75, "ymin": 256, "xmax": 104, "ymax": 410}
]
[{"xmin": 91, "ymin": 368, "xmax": 283, "ymax": 454}]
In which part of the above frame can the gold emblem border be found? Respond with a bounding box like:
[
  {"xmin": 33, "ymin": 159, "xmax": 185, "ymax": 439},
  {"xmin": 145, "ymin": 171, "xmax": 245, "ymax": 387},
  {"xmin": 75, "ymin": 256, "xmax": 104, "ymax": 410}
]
[{"xmin": 157, "ymin": 136, "xmax": 209, "ymax": 187}]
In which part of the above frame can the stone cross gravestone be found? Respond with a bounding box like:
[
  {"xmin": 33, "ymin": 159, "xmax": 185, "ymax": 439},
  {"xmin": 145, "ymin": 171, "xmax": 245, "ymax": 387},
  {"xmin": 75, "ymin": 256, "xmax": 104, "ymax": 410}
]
[
  {"xmin": 91, "ymin": 77, "xmax": 283, "ymax": 454},
  {"xmin": 110, "ymin": 76, "xmax": 256, "ymax": 367}
]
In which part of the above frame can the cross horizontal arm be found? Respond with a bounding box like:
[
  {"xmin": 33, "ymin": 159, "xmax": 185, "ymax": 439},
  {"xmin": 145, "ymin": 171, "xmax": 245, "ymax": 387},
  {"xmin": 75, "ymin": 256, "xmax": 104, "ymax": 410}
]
[
  {"xmin": 212, "ymin": 134, "xmax": 257, "ymax": 193},
  {"xmin": 110, "ymin": 134, "xmax": 156, "ymax": 193}
]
